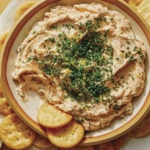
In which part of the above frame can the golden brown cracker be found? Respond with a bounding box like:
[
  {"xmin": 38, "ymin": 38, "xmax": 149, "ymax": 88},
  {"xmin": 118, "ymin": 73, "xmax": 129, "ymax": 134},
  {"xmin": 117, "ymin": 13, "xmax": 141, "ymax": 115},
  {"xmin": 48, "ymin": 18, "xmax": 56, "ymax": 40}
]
[
  {"xmin": 94, "ymin": 141, "xmax": 114, "ymax": 150},
  {"xmin": 14, "ymin": 1, "xmax": 36, "ymax": 22},
  {"xmin": 33, "ymin": 133, "xmax": 53, "ymax": 149},
  {"xmin": 0, "ymin": 31, "xmax": 9, "ymax": 52},
  {"xmin": 0, "ymin": 84, "xmax": 3, "ymax": 97},
  {"xmin": 59, "ymin": 146, "xmax": 94, "ymax": 150},
  {"xmin": 137, "ymin": 0, "xmax": 150, "ymax": 26},
  {"xmin": 0, "ymin": 97, "xmax": 14, "ymax": 116},
  {"xmin": 0, "ymin": 113, "xmax": 36, "ymax": 149},
  {"xmin": 128, "ymin": 0, "xmax": 143, "ymax": 6},
  {"xmin": 37, "ymin": 103, "xmax": 72, "ymax": 128},
  {"xmin": 112, "ymin": 135, "xmax": 126, "ymax": 150},
  {"xmin": 47, "ymin": 120, "xmax": 84, "ymax": 148},
  {"xmin": 128, "ymin": 111, "xmax": 150, "ymax": 138}
]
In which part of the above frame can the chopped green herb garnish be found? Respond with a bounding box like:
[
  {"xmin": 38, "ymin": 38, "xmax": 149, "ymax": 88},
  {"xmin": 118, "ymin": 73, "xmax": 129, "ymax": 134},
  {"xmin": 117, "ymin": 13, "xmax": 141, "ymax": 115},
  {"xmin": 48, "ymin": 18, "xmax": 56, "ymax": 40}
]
[
  {"xmin": 50, "ymin": 25, "xmax": 58, "ymax": 29},
  {"xmin": 49, "ymin": 37, "xmax": 55, "ymax": 43},
  {"xmin": 33, "ymin": 30, "xmax": 36, "ymax": 34},
  {"xmin": 28, "ymin": 18, "xmax": 115, "ymax": 103}
]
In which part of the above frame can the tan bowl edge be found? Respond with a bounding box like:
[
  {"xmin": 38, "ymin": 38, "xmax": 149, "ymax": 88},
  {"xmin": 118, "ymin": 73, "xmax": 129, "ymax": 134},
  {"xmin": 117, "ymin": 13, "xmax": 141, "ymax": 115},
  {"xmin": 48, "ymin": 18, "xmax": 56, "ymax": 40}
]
[{"xmin": 0, "ymin": 0, "xmax": 150, "ymax": 146}]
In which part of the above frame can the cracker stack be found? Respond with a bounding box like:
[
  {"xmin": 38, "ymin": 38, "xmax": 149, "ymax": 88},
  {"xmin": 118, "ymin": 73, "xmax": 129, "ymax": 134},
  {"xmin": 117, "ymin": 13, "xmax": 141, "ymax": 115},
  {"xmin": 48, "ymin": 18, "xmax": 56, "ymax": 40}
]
[{"xmin": 37, "ymin": 103, "xmax": 84, "ymax": 148}]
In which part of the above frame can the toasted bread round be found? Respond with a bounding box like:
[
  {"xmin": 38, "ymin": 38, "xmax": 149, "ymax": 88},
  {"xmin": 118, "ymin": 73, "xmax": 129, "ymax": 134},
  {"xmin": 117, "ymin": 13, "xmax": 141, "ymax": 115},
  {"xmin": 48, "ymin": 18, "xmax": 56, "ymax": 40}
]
[
  {"xmin": 37, "ymin": 103, "xmax": 72, "ymax": 128},
  {"xmin": 47, "ymin": 120, "xmax": 84, "ymax": 148},
  {"xmin": 33, "ymin": 133, "xmax": 53, "ymax": 149},
  {"xmin": 14, "ymin": 1, "xmax": 36, "ymax": 22},
  {"xmin": 94, "ymin": 141, "xmax": 114, "ymax": 150},
  {"xmin": 59, "ymin": 146, "xmax": 94, "ymax": 150},
  {"xmin": 128, "ymin": 111, "xmax": 150, "ymax": 138},
  {"xmin": 0, "ymin": 113, "xmax": 36, "ymax": 149},
  {"xmin": 112, "ymin": 135, "xmax": 126, "ymax": 150},
  {"xmin": 0, "ymin": 97, "xmax": 14, "ymax": 116}
]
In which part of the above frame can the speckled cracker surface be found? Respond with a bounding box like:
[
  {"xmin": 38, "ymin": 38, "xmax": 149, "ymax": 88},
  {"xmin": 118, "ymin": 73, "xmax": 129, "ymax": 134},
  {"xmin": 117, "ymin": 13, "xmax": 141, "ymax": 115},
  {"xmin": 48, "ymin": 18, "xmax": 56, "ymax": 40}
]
[
  {"xmin": 0, "ymin": 31, "xmax": 9, "ymax": 52},
  {"xmin": 47, "ymin": 120, "xmax": 84, "ymax": 148},
  {"xmin": 0, "ymin": 97, "xmax": 14, "ymax": 116},
  {"xmin": 128, "ymin": 0, "xmax": 142, "ymax": 6},
  {"xmin": 37, "ymin": 103, "xmax": 72, "ymax": 128},
  {"xmin": 0, "ymin": 113, "xmax": 36, "ymax": 149},
  {"xmin": 33, "ymin": 133, "xmax": 53, "ymax": 149},
  {"xmin": 14, "ymin": 1, "xmax": 36, "ymax": 22},
  {"xmin": 137, "ymin": 0, "xmax": 150, "ymax": 25}
]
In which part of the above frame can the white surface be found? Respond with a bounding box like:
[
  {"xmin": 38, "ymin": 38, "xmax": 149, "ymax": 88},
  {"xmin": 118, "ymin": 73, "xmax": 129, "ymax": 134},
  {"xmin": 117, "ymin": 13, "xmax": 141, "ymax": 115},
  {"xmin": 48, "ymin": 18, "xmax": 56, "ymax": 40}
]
[
  {"xmin": 0, "ymin": 0, "xmax": 150, "ymax": 149},
  {"xmin": 120, "ymin": 135, "xmax": 150, "ymax": 150}
]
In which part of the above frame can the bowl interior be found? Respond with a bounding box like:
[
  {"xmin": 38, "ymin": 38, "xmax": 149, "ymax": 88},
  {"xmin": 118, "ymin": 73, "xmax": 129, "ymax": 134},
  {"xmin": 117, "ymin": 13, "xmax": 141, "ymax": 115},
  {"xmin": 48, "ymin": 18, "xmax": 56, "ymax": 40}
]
[{"xmin": 1, "ymin": 0, "xmax": 150, "ymax": 145}]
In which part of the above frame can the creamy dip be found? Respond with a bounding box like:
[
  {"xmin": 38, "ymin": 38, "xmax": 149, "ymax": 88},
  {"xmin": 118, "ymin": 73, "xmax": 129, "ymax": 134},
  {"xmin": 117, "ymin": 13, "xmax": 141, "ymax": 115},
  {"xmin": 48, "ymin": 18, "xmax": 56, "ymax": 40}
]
[{"xmin": 12, "ymin": 2, "xmax": 146, "ymax": 131}]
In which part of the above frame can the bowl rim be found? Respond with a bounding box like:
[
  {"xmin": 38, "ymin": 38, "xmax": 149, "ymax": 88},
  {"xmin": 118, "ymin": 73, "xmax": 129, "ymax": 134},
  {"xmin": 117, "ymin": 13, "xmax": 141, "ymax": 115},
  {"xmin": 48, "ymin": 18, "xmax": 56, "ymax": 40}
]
[{"xmin": 0, "ymin": 0, "xmax": 150, "ymax": 146}]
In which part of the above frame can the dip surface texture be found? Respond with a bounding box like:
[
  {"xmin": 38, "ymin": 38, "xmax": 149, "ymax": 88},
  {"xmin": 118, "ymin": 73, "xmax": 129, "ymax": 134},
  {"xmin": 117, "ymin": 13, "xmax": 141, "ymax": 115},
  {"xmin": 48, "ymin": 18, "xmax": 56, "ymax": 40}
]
[{"xmin": 12, "ymin": 2, "xmax": 146, "ymax": 131}]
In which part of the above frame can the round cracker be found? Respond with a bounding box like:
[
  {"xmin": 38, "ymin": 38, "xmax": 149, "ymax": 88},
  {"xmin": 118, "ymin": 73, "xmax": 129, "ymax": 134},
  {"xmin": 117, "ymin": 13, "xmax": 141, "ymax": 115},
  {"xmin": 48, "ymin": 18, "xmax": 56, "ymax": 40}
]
[
  {"xmin": 14, "ymin": 1, "xmax": 36, "ymax": 22},
  {"xmin": 128, "ymin": 112, "xmax": 150, "ymax": 138},
  {"xmin": 0, "ymin": 97, "xmax": 14, "ymax": 116},
  {"xmin": 59, "ymin": 146, "xmax": 94, "ymax": 150},
  {"xmin": 137, "ymin": 0, "xmax": 150, "ymax": 26},
  {"xmin": 47, "ymin": 120, "xmax": 84, "ymax": 148},
  {"xmin": 128, "ymin": 0, "xmax": 142, "ymax": 6},
  {"xmin": 94, "ymin": 141, "xmax": 114, "ymax": 150},
  {"xmin": 0, "ymin": 113, "xmax": 36, "ymax": 149},
  {"xmin": 112, "ymin": 135, "xmax": 126, "ymax": 150},
  {"xmin": 33, "ymin": 133, "xmax": 53, "ymax": 149},
  {"xmin": 37, "ymin": 103, "xmax": 72, "ymax": 128},
  {"xmin": 0, "ymin": 31, "xmax": 9, "ymax": 52}
]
